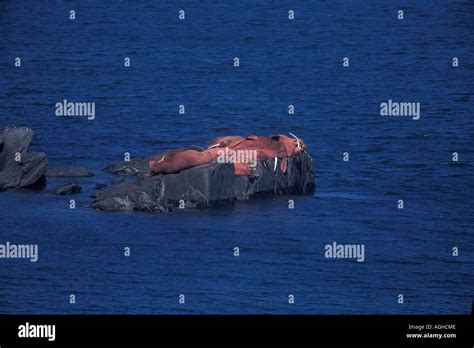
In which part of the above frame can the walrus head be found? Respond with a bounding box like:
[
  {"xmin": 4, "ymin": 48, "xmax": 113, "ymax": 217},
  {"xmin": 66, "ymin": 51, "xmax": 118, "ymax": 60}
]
[
  {"xmin": 288, "ymin": 132, "xmax": 307, "ymax": 151},
  {"xmin": 272, "ymin": 134, "xmax": 307, "ymax": 156},
  {"xmin": 149, "ymin": 157, "xmax": 168, "ymax": 173},
  {"xmin": 149, "ymin": 159, "xmax": 159, "ymax": 173}
]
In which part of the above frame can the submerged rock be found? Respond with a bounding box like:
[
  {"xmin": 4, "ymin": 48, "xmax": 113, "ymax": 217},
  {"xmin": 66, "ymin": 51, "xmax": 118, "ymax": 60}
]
[
  {"xmin": 46, "ymin": 167, "xmax": 93, "ymax": 178},
  {"xmin": 0, "ymin": 126, "xmax": 47, "ymax": 190},
  {"xmin": 92, "ymin": 151, "xmax": 315, "ymax": 212},
  {"xmin": 54, "ymin": 183, "xmax": 82, "ymax": 195}
]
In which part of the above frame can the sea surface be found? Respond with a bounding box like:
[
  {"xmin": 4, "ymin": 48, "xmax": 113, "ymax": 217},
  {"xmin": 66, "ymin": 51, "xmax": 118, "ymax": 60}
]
[{"xmin": 0, "ymin": 1, "xmax": 472, "ymax": 314}]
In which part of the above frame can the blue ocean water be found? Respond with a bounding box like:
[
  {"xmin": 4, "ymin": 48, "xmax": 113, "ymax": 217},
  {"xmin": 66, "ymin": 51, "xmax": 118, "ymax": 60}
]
[{"xmin": 0, "ymin": 1, "xmax": 473, "ymax": 314}]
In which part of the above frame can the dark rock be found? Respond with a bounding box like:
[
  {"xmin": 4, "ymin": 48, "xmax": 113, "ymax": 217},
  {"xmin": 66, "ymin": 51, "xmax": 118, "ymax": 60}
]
[
  {"xmin": 25, "ymin": 175, "xmax": 47, "ymax": 191},
  {"xmin": 46, "ymin": 167, "xmax": 93, "ymax": 178},
  {"xmin": 103, "ymin": 156, "xmax": 152, "ymax": 176},
  {"xmin": 94, "ymin": 183, "xmax": 107, "ymax": 190},
  {"xmin": 92, "ymin": 152, "xmax": 315, "ymax": 212},
  {"xmin": 54, "ymin": 183, "xmax": 82, "ymax": 195},
  {"xmin": 0, "ymin": 126, "xmax": 47, "ymax": 190},
  {"xmin": 233, "ymin": 152, "xmax": 315, "ymax": 200},
  {"xmin": 112, "ymin": 177, "xmax": 125, "ymax": 185},
  {"xmin": 92, "ymin": 162, "xmax": 236, "ymax": 212}
]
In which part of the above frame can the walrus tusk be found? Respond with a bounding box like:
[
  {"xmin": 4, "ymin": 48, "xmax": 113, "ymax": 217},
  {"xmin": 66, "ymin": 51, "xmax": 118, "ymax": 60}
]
[
  {"xmin": 159, "ymin": 155, "xmax": 166, "ymax": 162},
  {"xmin": 289, "ymin": 132, "xmax": 301, "ymax": 150},
  {"xmin": 207, "ymin": 143, "xmax": 219, "ymax": 149},
  {"xmin": 273, "ymin": 157, "xmax": 278, "ymax": 172}
]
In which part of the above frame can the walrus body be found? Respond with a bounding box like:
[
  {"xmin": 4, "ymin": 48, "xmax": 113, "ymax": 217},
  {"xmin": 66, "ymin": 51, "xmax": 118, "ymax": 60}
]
[
  {"xmin": 227, "ymin": 135, "xmax": 305, "ymax": 174},
  {"xmin": 229, "ymin": 135, "xmax": 288, "ymax": 158},
  {"xmin": 208, "ymin": 135, "xmax": 244, "ymax": 149},
  {"xmin": 149, "ymin": 148, "xmax": 220, "ymax": 174},
  {"xmin": 149, "ymin": 134, "xmax": 307, "ymax": 176}
]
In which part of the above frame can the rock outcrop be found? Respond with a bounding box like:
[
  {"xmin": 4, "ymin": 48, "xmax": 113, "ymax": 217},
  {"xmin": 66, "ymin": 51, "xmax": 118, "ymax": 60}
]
[
  {"xmin": 91, "ymin": 151, "xmax": 315, "ymax": 212},
  {"xmin": 54, "ymin": 183, "xmax": 82, "ymax": 195},
  {"xmin": 0, "ymin": 126, "xmax": 316, "ymax": 213},
  {"xmin": 0, "ymin": 126, "xmax": 47, "ymax": 190}
]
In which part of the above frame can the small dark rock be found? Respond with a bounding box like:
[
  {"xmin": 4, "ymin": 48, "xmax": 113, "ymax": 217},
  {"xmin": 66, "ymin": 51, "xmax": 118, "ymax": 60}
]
[
  {"xmin": 94, "ymin": 183, "xmax": 107, "ymax": 189},
  {"xmin": 112, "ymin": 177, "xmax": 125, "ymax": 185},
  {"xmin": 24, "ymin": 175, "xmax": 47, "ymax": 190},
  {"xmin": 54, "ymin": 183, "xmax": 82, "ymax": 195}
]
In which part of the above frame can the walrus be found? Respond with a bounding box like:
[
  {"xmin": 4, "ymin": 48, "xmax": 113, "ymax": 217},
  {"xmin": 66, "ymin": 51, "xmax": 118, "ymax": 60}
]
[
  {"xmin": 149, "ymin": 146, "xmax": 204, "ymax": 162},
  {"xmin": 149, "ymin": 134, "xmax": 307, "ymax": 176},
  {"xmin": 210, "ymin": 134, "xmax": 306, "ymax": 159},
  {"xmin": 226, "ymin": 135, "xmax": 289, "ymax": 173},
  {"xmin": 150, "ymin": 146, "xmax": 261, "ymax": 176},
  {"xmin": 271, "ymin": 134, "xmax": 307, "ymax": 156},
  {"xmin": 233, "ymin": 162, "xmax": 256, "ymax": 176},
  {"xmin": 229, "ymin": 135, "xmax": 288, "ymax": 157},
  {"xmin": 231, "ymin": 134, "xmax": 307, "ymax": 173},
  {"xmin": 149, "ymin": 147, "xmax": 221, "ymax": 174}
]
